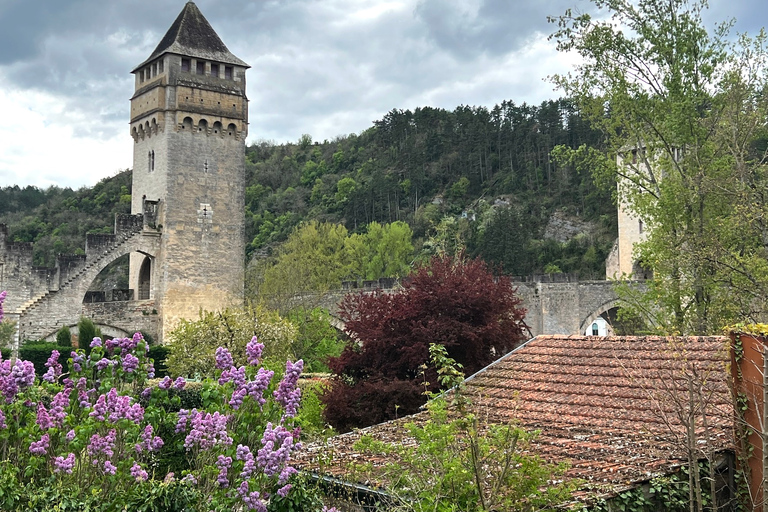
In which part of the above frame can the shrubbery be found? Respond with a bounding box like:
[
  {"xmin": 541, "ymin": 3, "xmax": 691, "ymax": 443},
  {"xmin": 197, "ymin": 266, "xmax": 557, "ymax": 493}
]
[{"xmin": 0, "ymin": 324, "xmax": 335, "ymax": 511}]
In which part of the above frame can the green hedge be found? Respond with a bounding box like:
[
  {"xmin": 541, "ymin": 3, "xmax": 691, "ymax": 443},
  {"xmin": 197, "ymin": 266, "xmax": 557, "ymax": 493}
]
[
  {"xmin": 148, "ymin": 345, "xmax": 170, "ymax": 378},
  {"xmin": 18, "ymin": 344, "xmax": 71, "ymax": 376}
]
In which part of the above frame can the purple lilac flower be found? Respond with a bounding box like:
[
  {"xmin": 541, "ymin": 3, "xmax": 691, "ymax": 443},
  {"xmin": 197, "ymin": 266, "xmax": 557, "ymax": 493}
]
[
  {"xmin": 181, "ymin": 474, "xmax": 197, "ymax": 485},
  {"xmin": 231, "ymin": 366, "xmax": 247, "ymax": 389},
  {"xmin": 256, "ymin": 423, "xmax": 300, "ymax": 478},
  {"xmin": 12, "ymin": 360, "xmax": 35, "ymax": 389},
  {"xmin": 53, "ymin": 453, "xmax": 76, "ymax": 474},
  {"xmin": 137, "ymin": 424, "xmax": 164, "ymax": 452},
  {"xmin": 141, "ymin": 387, "xmax": 152, "ymax": 400},
  {"xmin": 146, "ymin": 363, "xmax": 155, "ymax": 379},
  {"xmin": 216, "ymin": 455, "xmax": 232, "ymax": 487},
  {"xmin": 104, "ymin": 338, "xmax": 119, "ymax": 354},
  {"xmin": 247, "ymin": 368, "xmax": 274, "ymax": 408},
  {"xmin": 94, "ymin": 357, "xmax": 113, "ymax": 372},
  {"xmin": 90, "ymin": 388, "xmax": 144, "ymax": 424},
  {"xmin": 229, "ymin": 387, "xmax": 247, "ymax": 410},
  {"xmin": 218, "ymin": 368, "xmax": 233, "ymax": 385},
  {"xmin": 158, "ymin": 376, "xmax": 172, "ymax": 390},
  {"xmin": 176, "ymin": 409, "xmax": 190, "ymax": 433},
  {"xmin": 42, "ymin": 350, "xmax": 62, "ymax": 383},
  {"xmin": 71, "ymin": 352, "xmax": 85, "ymax": 373},
  {"xmin": 48, "ymin": 389, "xmax": 71, "ymax": 428},
  {"xmin": 183, "ymin": 410, "xmax": 232, "ymax": 451},
  {"xmin": 0, "ymin": 290, "xmax": 6, "ymax": 322},
  {"xmin": 87, "ymin": 429, "xmax": 116, "ymax": 460},
  {"xmin": 237, "ymin": 481, "xmax": 267, "ymax": 512},
  {"xmin": 173, "ymin": 377, "xmax": 186, "ymax": 390},
  {"xmin": 131, "ymin": 462, "xmax": 148, "ymax": 482},
  {"xmin": 29, "ymin": 433, "xmax": 50, "ymax": 456},
  {"xmin": 90, "ymin": 337, "xmax": 102, "ymax": 348},
  {"xmin": 278, "ymin": 466, "xmax": 298, "ymax": 484},
  {"xmin": 66, "ymin": 429, "xmax": 76, "ymax": 442},
  {"xmin": 277, "ymin": 484, "xmax": 292, "ymax": 498},
  {"xmin": 36, "ymin": 403, "xmax": 53, "ymax": 430},
  {"xmin": 122, "ymin": 353, "xmax": 139, "ymax": 373},
  {"xmin": 246, "ymin": 336, "xmax": 264, "ymax": 366},
  {"xmin": 274, "ymin": 360, "xmax": 303, "ymax": 417},
  {"xmin": 215, "ymin": 347, "xmax": 234, "ymax": 370},
  {"xmin": 0, "ymin": 366, "xmax": 19, "ymax": 403},
  {"xmin": 322, "ymin": 507, "xmax": 340, "ymax": 512},
  {"xmin": 103, "ymin": 460, "xmax": 117, "ymax": 475}
]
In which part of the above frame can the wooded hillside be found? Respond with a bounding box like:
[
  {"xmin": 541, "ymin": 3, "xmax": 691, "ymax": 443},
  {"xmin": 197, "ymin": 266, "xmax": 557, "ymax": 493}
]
[{"xmin": 1, "ymin": 97, "xmax": 617, "ymax": 278}]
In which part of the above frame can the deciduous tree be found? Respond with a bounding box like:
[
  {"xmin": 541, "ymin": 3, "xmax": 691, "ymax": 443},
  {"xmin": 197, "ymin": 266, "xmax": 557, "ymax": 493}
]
[
  {"xmin": 550, "ymin": 0, "xmax": 768, "ymax": 333},
  {"xmin": 322, "ymin": 254, "xmax": 528, "ymax": 431}
]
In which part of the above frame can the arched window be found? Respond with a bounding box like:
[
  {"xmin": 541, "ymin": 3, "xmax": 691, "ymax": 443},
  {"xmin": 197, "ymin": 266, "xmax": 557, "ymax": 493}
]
[
  {"xmin": 592, "ymin": 322, "xmax": 599, "ymax": 336},
  {"xmin": 198, "ymin": 119, "xmax": 208, "ymax": 133}
]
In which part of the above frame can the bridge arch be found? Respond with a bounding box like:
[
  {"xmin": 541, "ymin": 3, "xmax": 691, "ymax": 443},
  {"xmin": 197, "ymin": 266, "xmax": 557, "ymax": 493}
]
[
  {"xmin": 579, "ymin": 298, "xmax": 623, "ymax": 336},
  {"xmin": 17, "ymin": 231, "xmax": 161, "ymax": 342}
]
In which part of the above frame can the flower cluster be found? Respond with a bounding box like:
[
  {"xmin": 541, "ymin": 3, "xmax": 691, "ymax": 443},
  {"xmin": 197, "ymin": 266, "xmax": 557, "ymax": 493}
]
[
  {"xmin": 131, "ymin": 462, "xmax": 148, "ymax": 482},
  {"xmin": 0, "ymin": 318, "xmax": 317, "ymax": 511},
  {"xmin": 87, "ymin": 430, "xmax": 117, "ymax": 461},
  {"xmin": 29, "ymin": 433, "xmax": 50, "ymax": 456},
  {"xmin": 237, "ymin": 481, "xmax": 266, "ymax": 512},
  {"xmin": 90, "ymin": 388, "xmax": 144, "ymax": 423},
  {"xmin": 135, "ymin": 424, "xmax": 164, "ymax": 453},
  {"xmin": 245, "ymin": 337, "xmax": 264, "ymax": 366},
  {"xmin": 42, "ymin": 350, "xmax": 63, "ymax": 383},
  {"xmin": 274, "ymin": 360, "xmax": 303, "ymax": 417},
  {"xmin": 178, "ymin": 409, "xmax": 232, "ymax": 451},
  {"xmin": 256, "ymin": 422, "xmax": 300, "ymax": 480},
  {"xmin": 215, "ymin": 347, "xmax": 234, "ymax": 370},
  {"xmin": 54, "ymin": 453, "xmax": 76, "ymax": 474}
]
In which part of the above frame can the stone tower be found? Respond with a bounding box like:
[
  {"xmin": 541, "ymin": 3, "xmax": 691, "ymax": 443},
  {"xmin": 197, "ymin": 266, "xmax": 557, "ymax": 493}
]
[{"xmin": 128, "ymin": 2, "xmax": 249, "ymax": 341}]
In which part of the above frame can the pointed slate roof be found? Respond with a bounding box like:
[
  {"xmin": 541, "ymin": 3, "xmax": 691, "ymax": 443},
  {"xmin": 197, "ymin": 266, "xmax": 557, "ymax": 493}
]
[{"xmin": 132, "ymin": 1, "xmax": 248, "ymax": 72}]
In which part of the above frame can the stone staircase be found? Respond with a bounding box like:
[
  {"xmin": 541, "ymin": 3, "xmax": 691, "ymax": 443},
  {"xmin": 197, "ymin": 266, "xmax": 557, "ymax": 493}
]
[{"xmin": 13, "ymin": 229, "xmax": 144, "ymax": 318}]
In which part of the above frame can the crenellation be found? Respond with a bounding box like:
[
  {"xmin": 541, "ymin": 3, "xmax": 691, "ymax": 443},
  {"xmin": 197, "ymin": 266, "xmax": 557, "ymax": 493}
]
[{"xmin": 85, "ymin": 234, "xmax": 117, "ymax": 258}]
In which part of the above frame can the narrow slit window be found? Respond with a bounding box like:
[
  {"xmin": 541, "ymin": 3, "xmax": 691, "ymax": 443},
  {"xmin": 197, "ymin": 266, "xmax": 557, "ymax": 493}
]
[
  {"xmin": 638, "ymin": 220, "xmax": 644, "ymax": 234},
  {"xmin": 181, "ymin": 58, "xmax": 190, "ymax": 72},
  {"xmin": 211, "ymin": 63, "xmax": 219, "ymax": 77},
  {"xmin": 158, "ymin": 59, "xmax": 164, "ymax": 73},
  {"xmin": 225, "ymin": 66, "xmax": 233, "ymax": 79},
  {"xmin": 196, "ymin": 61, "xmax": 205, "ymax": 74}
]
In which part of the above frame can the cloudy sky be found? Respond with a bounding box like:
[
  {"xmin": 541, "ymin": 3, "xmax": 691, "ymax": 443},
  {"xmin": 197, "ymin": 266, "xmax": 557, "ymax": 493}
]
[{"xmin": 0, "ymin": 0, "xmax": 760, "ymax": 189}]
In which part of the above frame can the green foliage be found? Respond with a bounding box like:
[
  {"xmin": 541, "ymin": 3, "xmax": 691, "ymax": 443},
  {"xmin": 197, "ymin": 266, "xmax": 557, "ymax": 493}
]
[
  {"xmin": 165, "ymin": 304, "xmax": 298, "ymax": 377},
  {"xmin": 17, "ymin": 343, "xmax": 70, "ymax": 375},
  {"xmin": 77, "ymin": 317, "xmax": 101, "ymax": 352},
  {"xmin": 256, "ymin": 220, "xmax": 413, "ymax": 309},
  {"xmin": 294, "ymin": 380, "xmax": 330, "ymax": 437},
  {"xmin": 55, "ymin": 325, "xmax": 72, "ymax": 347},
  {"xmin": 287, "ymin": 308, "xmax": 345, "ymax": 373},
  {"xmin": 0, "ymin": 320, "xmax": 15, "ymax": 350},
  {"xmin": 0, "ymin": 171, "xmax": 132, "ymax": 267},
  {"xmin": 551, "ymin": 0, "xmax": 768, "ymax": 333},
  {"xmin": 351, "ymin": 399, "xmax": 572, "ymax": 512},
  {"xmin": 148, "ymin": 345, "xmax": 170, "ymax": 378}
]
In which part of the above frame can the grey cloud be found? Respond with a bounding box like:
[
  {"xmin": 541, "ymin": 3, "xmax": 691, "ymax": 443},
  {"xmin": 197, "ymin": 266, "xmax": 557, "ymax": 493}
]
[{"xmin": 413, "ymin": 0, "xmax": 589, "ymax": 60}]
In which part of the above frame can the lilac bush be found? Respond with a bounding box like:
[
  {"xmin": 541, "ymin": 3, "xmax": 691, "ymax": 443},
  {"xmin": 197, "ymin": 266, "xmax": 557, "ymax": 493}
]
[{"xmin": 0, "ymin": 320, "xmax": 317, "ymax": 510}]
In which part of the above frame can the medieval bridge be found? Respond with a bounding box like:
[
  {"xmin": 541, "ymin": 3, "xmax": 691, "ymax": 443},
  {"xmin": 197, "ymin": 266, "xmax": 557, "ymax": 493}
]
[
  {"xmin": 1, "ymin": 211, "xmax": 162, "ymax": 346},
  {"xmin": 2, "ymin": 210, "xmax": 629, "ymax": 347},
  {"xmin": 309, "ymin": 275, "xmax": 633, "ymax": 339}
]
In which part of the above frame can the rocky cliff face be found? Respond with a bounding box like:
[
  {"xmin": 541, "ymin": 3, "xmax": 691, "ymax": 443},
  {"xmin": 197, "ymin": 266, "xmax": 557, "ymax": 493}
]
[{"xmin": 543, "ymin": 209, "xmax": 598, "ymax": 243}]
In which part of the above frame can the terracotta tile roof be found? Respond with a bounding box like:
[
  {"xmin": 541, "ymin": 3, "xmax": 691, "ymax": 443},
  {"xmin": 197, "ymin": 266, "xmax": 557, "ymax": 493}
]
[{"xmin": 297, "ymin": 335, "xmax": 734, "ymax": 502}]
